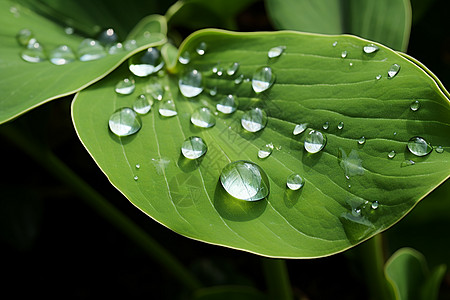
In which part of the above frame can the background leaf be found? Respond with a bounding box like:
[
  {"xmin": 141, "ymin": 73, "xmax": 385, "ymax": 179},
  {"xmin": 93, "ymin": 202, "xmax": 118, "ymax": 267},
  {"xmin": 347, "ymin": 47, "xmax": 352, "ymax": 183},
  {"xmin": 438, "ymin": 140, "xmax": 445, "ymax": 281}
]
[
  {"xmin": 72, "ymin": 29, "xmax": 450, "ymax": 258},
  {"xmin": 265, "ymin": 0, "xmax": 412, "ymax": 51}
]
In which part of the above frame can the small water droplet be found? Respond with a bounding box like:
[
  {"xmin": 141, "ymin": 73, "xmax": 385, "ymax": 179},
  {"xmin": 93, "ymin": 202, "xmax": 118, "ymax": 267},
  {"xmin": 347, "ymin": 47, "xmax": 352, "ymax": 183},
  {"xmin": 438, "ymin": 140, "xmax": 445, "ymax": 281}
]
[
  {"xmin": 220, "ymin": 160, "xmax": 269, "ymax": 201},
  {"xmin": 410, "ymin": 100, "xmax": 420, "ymax": 111},
  {"xmin": 387, "ymin": 64, "xmax": 401, "ymax": 78},
  {"xmin": 337, "ymin": 121, "xmax": 344, "ymax": 130},
  {"xmin": 159, "ymin": 99, "xmax": 177, "ymax": 117},
  {"xmin": 388, "ymin": 150, "xmax": 396, "ymax": 159},
  {"xmin": 371, "ymin": 201, "xmax": 379, "ymax": 210},
  {"xmin": 393, "ymin": 132, "xmax": 397, "ymax": 136},
  {"xmin": 358, "ymin": 136, "xmax": 366, "ymax": 145},
  {"xmin": 191, "ymin": 107, "xmax": 215, "ymax": 128},
  {"xmin": 135, "ymin": 164, "xmax": 140, "ymax": 169},
  {"xmin": 241, "ymin": 108, "xmax": 268, "ymax": 132},
  {"xmin": 258, "ymin": 143, "xmax": 274, "ymax": 159},
  {"xmin": 97, "ymin": 28, "xmax": 119, "ymax": 46},
  {"xmin": 252, "ymin": 66, "xmax": 275, "ymax": 93},
  {"xmin": 133, "ymin": 175, "xmax": 139, "ymax": 181},
  {"xmin": 435, "ymin": 145, "xmax": 444, "ymax": 153},
  {"xmin": 178, "ymin": 51, "xmax": 190, "ymax": 64},
  {"xmin": 133, "ymin": 94, "xmax": 152, "ymax": 114},
  {"xmin": 322, "ymin": 122, "xmax": 329, "ymax": 130},
  {"xmin": 376, "ymin": 74, "xmax": 382, "ymax": 80},
  {"xmin": 144, "ymin": 78, "xmax": 164, "ymax": 101},
  {"xmin": 349, "ymin": 62, "xmax": 353, "ymax": 67},
  {"xmin": 49, "ymin": 45, "xmax": 76, "ymax": 65},
  {"xmin": 64, "ymin": 27, "xmax": 74, "ymax": 35},
  {"xmin": 401, "ymin": 159, "xmax": 415, "ymax": 167},
  {"xmin": 332, "ymin": 41, "xmax": 338, "ymax": 47},
  {"xmin": 209, "ymin": 86, "xmax": 217, "ymax": 96},
  {"xmin": 407, "ymin": 136, "xmax": 432, "ymax": 157},
  {"xmin": 234, "ymin": 74, "xmax": 244, "ymax": 85},
  {"xmin": 341, "ymin": 50, "xmax": 348, "ymax": 58},
  {"xmin": 115, "ymin": 77, "xmax": 135, "ymax": 95},
  {"xmin": 293, "ymin": 123, "xmax": 307, "ymax": 135},
  {"xmin": 124, "ymin": 39, "xmax": 137, "ymax": 51},
  {"xmin": 304, "ymin": 130, "xmax": 327, "ymax": 154},
  {"xmin": 196, "ymin": 42, "xmax": 207, "ymax": 55},
  {"xmin": 226, "ymin": 62, "xmax": 240, "ymax": 76},
  {"xmin": 363, "ymin": 44, "xmax": 379, "ymax": 54},
  {"xmin": 109, "ymin": 107, "xmax": 142, "ymax": 137},
  {"xmin": 286, "ymin": 173, "xmax": 304, "ymax": 190},
  {"xmin": 179, "ymin": 69, "xmax": 203, "ymax": 98},
  {"xmin": 181, "ymin": 136, "xmax": 207, "ymax": 159},
  {"xmin": 21, "ymin": 40, "xmax": 46, "ymax": 63},
  {"xmin": 108, "ymin": 42, "xmax": 125, "ymax": 54},
  {"xmin": 268, "ymin": 46, "xmax": 286, "ymax": 58},
  {"xmin": 16, "ymin": 29, "xmax": 34, "ymax": 47},
  {"xmin": 217, "ymin": 94, "xmax": 238, "ymax": 114},
  {"xmin": 129, "ymin": 47, "xmax": 164, "ymax": 77}
]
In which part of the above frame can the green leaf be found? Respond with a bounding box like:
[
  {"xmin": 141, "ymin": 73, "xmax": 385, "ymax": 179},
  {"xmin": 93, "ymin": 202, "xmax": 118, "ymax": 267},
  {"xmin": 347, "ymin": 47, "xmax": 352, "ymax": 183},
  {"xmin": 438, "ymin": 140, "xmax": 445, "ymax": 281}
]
[
  {"xmin": 265, "ymin": 0, "xmax": 412, "ymax": 51},
  {"xmin": 193, "ymin": 286, "xmax": 267, "ymax": 300},
  {"xmin": 0, "ymin": 0, "xmax": 167, "ymax": 124},
  {"xmin": 385, "ymin": 248, "xmax": 446, "ymax": 300},
  {"xmin": 72, "ymin": 29, "xmax": 450, "ymax": 258}
]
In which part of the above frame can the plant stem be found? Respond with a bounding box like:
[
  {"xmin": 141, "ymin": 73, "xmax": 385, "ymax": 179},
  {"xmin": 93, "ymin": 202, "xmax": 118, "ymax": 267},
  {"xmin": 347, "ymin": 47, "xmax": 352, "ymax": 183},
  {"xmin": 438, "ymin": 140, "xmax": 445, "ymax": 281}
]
[
  {"xmin": 262, "ymin": 258, "xmax": 293, "ymax": 300},
  {"xmin": 0, "ymin": 125, "xmax": 202, "ymax": 291}
]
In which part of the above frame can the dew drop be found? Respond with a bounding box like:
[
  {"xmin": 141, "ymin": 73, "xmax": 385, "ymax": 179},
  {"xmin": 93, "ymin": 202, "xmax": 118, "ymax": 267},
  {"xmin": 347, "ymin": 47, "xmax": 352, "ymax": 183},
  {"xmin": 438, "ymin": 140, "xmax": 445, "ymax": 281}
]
[
  {"xmin": 293, "ymin": 123, "xmax": 307, "ymax": 135},
  {"xmin": 179, "ymin": 69, "xmax": 203, "ymax": 98},
  {"xmin": 371, "ymin": 201, "xmax": 379, "ymax": 210},
  {"xmin": 181, "ymin": 136, "xmax": 207, "ymax": 159},
  {"xmin": 134, "ymin": 175, "xmax": 139, "ymax": 181},
  {"xmin": 178, "ymin": 51, "xmax": 190, "ymax": 64},
  {"xmin": 21, "ymin": 40, "xmax": 46, "ymax": 63},
  {"xmin": 286, "ymin": 173, "xmax": 304, "ymax": 191},
  {"xmin": 191, "ymin": 107, "xmax": 215, "ymax": 128},
  {"xmin": 216, "ymin": 94, "xmax": 238, "ymax": 114},
  {"xmin": 388, "ymin": 150, "xmax": 396, "ymax": 159},
  {"xmin": 341, "ymin": 50, "xmax": 348, "ymax": 58},
  {"xmin": 258, "ymin": 143, "xmax": 274, "ymax": 159},
  {"xmin": 16, "ymin": 29, "xmax": 34, "ymax": 47},
  {"xmin": 227, "ymin": 62, "xmax": 240, "ymax": 76},
  {"xmin": 109, "ymin": 107, "xmax": 142, "ymax": 137},
  {"xmin": 129, "ymin": 47, "xmax": 164, "ymax": 77},
  {"xmin": 108, "ymin": 42, "xmax": 125, "ymax": 54},
  {"xmin": 220, "ymin": 160, "xmax": 269, "ymax": 201},
  {"xmin": 376, "ymin": 74, "xmax": 382, "ymax": 80},
  {"xmin": 97, "ymin": 28, "xmax": 119, "ymax": 46},
  {"xmin": 387, "ymin": 64, "xmax": 401, "ymax": 78},
  {"xmin": 196, "ymin": 42, "xmax": 207, "ymax": 55},
  {"xmin": 401, "ymin": 160, "xmax": 415, "ymax": 167},
  {"xmin": 124, "ymin": 39, "xmax": 137, "ymax": 51},
  {"xmin": 49, "ymin": 45, "xmax": 76, "ymax": 65},
  {"xmin": 234, "ymin": 74, "xmax": 244, "ymax": 85},
  {"xmin": 133, "ymin": 94, "xmax": 152, "ymax": 115},
  {"xmin": 241, "ymin": 108, "xmax": 268, "ymax": 133},
  {"xmin": 363, "ymin": 44, "xmax": 379, "ymax": 54},
  {"xmin": 332, "ymin": 41, "xmax": 338, "ymax": 47},
  {"xmin": 115, "ymin": 77, "xmax": 135, "ymax": 95},
  {"xmin": 64, "ymin": 27, "xmax": 74, "ymax": 35},
  {"xmin": 358, "ymin": 136, "xmax": 366, "ymax": 145},
  {"xmin": 407, "ymin": 136, "xmax": 432, "ymax": 157},
  {"xmin": 435, "ymin": 145, "xmax": 444, "ymax": 153},
  {"xmin": 209, "ymin": 86, "xmax": 217, "ymax": 96},
  {"xmin": 268, "ymin": 46, "xmax": 286, "ymax": 58},
  {"xmin": 77, "ymin": 39, "xmax": 106, "ymax": 61},
  {"xmin": 159, "ymin": 99, "xmax": 177, "ymax": 117},
  {"xmin": 304, "ymin": 130, "xmax": 327, "ymax": 154},
  {"xmin": 135, "ymin": 164, "xmax": 140, "ymax": 169},
  {"xmin": 322, "ymin": 122, "xmax": 329, "ymax": 130},
  {"xmin": 337, "ymin": 121, "xmax": 344, "ymax": 130},
  {"xmin": 410, "ymin": 100, "xmax": 420, "ymax": 112},
  {"xmin": 252, "ymin": 66, "xmax": 275, "ymax": 93}
]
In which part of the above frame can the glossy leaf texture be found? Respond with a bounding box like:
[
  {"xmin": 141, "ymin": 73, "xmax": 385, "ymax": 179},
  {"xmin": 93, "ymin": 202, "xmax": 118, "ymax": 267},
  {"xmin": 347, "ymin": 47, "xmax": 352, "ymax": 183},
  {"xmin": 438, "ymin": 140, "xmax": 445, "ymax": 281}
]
[
  {"xmin": 265, "ymin": 0, "xmax": 412, "ymax": 51},
  {"xmin": 0, "ymin": 0, "xmax": 167, "ymax": 124},
  {"xmin": 72, "ymin": 29, "xmax": 450, "ymax": 258}
]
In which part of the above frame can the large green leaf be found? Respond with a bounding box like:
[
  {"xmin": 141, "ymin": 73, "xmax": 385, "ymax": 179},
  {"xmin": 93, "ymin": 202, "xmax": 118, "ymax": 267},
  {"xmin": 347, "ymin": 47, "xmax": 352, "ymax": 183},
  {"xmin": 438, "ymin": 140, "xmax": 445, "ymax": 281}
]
[
  {"xmin": 0, "ymin": 0, "xmax": 167, "ymax": 124},
  {"xmin": 265, "ymin": 0, "xmax": 412, "ymax": 51},
  {"xmin": 72, "ymin": 29, "xmax": 450, "ymax": 258}
]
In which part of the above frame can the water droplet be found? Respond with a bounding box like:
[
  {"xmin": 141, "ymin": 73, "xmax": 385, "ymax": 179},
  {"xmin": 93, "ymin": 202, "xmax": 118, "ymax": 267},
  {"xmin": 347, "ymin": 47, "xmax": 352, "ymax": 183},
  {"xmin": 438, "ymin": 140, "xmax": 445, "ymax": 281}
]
[
  {"xmin": 227, "ymin": 62, "xmax": 240, "ymax": 76},
  {"xmin": 341, "ymin": 50, "xmax": 348, "ymax": 58},
  {"xmin": 358, "ymin": 136, "xmax": 366, "ymax": 145},
  {"xmin": 133, "ymin": 94, "xmax": 152, "ymax": 114},
  {"xmin": 407, "ymin": 136, "xmax": 432, "ymax": 157},
  {"xmin": 191, "ymin": 107, "xmax": 215, "ymax": 128},
  {"xmin": 337, "ymin": 121, "xmax": 344, "ymax": 130},
  {"xmin": 371, "ymin": 201, "xmax": 379, "ymax": 210},
  {"xmin": 220, "ymin": 160, "xmax": 269, "ymax": 201},
  {"xmin": 196, "ymin": 42, "xmax": 207, "ymax": 55},
  {"xmin": 216, "ymin": 94, "xmax": 238, "ymax": 114},
  {"xmin": 77, "ymin": 39, "xmax": 106, "ymax": 61},
  {"xmin": 16, "ymin": 29, "xmax": 34, "ymax": 47},
  {"xmin": 49, "ymin": 45, "xmax": 76, "ymax": 65},
  {"xmin": 64, "ymin": 27, "xmax": 74, "ymax": 35},
  {"xmin": 108, "ymin": 42, "xmax": 125, "ymax": 54},
  {"xmin": 109, "ymin": 107, "xmax": 142, "ymax": 137},
  {"xmin": 179, "ymin": 69, "xmax": 203, "ymax": 98},
  {"xmin": 124, "ymin": 39, "xmax": 137, "ymax": 51},
  {"xmin": 304, "ymin": 130, "xmax": 327, "ymax": 154},
  {"xmin": 178, "ymin": 51, "xmax": 190, "ymax": 64},
  {"xmin": 181, "ymin": 136, "xmax": 207, "ymax": 159},
  {"xmin": 209, "ymin": 86, "xmax": 217, "ymax": 96},
  {"xmin": 97, "ymin": 28, "xmax": 119, "ymax": 46},
  {"xmin": 363, "ymin": 44, "xmax": 379, "ymax": 54},
  {"xmin": 387, "ymin": 64, "xmax": 401, "ymax": 78},
  {"xmin": 293, "ymin": 123, "xmax": 307, "ymax": 135},
  {"xmin": 268, "ymin": 46, "xmax": 286, "ymax": 58},
  {"xmin": 388, "ymin": 150, "xmax": 396, "ymax": 159},
  {"xmin": 129, "ymin": 47, "xmax": 164, "ymax": 77},
  {"xmin": 115, "ymin": 78, "xmax": 135, "ymax": 95},
  {"xmin": 349, "ymin": 62, "xmax": 353, "ymax": 67},
  {"xmin": 21, "ymin": 40, "xmax": 46, "ymax": 63},
  {"xmin": 258, "ymin": 143, "xmax": 274, "ymax": 159},
  {"xmin": 435, "ymin": 145, "xmax": 444, "ymax": 153},
  {"xmin": 401, "ymin": 159, "xmax": 415, "ymax": 167},
  {"xmin": 376, "ymin": 74, "xmax": 382, "ymax": 80},
  {"xmin": 159, "ymin": 99, "xmax": 177, "ymax": 117},
  {"xmin": 135, "ymin": 164, "xmax": 140, "ymax": 169},
  {"xmin": 134, "ymin": 175, "xmax": 139, "ymax": 181},
  {"xmin": 234, "ymin": 74, "xmax": 244, "ymax": 85},
  {"xmin": 322, "ymin": 122, "xmax": 329, "ymax": 130},
  {"xmin": 339, "ymin": 148, "xmax": 364, "ymax": 178},
  {"xmin": 144, "ymin": 78, "xmax": 164, "ymax": 101},
  {"xmin": 241, "ymin": 108, "xmax": 268, "ymax": 133},
  {"xmin": 286, "ymin": 173, "xmax": 304, "ymax": 190},
  {"xmin": 252, "ymin": 66, "xmax": 275, "ymax": 93},
  {"xmin": 410, "ymin": 100, "xmax": 420, "ymax": 111}
]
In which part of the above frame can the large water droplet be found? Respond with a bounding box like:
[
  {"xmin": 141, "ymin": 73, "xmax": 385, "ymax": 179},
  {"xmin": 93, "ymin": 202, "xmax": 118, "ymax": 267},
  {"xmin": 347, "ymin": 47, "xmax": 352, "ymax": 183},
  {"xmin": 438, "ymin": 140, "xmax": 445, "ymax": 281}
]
[
  {"xmin": 16, "ymin": 28, "xmax": 34, "ymax": 47},
  {"xmin": 435, "ymin": 145, "xmax": 444, "ymax": 153},
  {"xmin": 286, "ymin": 173, "xmax": 304, "ymax": 191},
  {"xmin": 109, "ymin": 107, "xmax": 142, "ymax": 136},
  {"xmin": 191, "ymin": 107, "xmax": 215, "ymax": 128},
  {"xmin": 268, "ymin": 46, "xmax": 286, "ymax": 58},
  {"xmin": 196, "ymin": 42, "xmax": 207, "ymax": 55},
  {"xmin": 77, "ymin": 39, "xmax": 106, "ymax": 62},
  {"xmin": 258, "ymin": 143, "xmax": 273, "ymax": 159},
  {"xmin": 293, "ymin": 123, "xmax": 307, "ymax": 135},
  {"xmin": 97, "ymin": 28, "xmax": 118, "ymax": 46},
  {"xmin": 129, "ymin": 47, "xmax": 164, "ymax": 77},
  {"xmin": 241, "ymin": 108, "xmax": 268, "ymax": 133},
  {"xmin": 159, "ymin": 99, "xmax": 177, "ymax": 117},
  {"xmin": 363, "ymin": 44, "xmax": 379, "ymax": 54},
  {"xmin": 178, "ymin": 51, "xmax": 190, "ymax": 64},
  {"xmin": 304, "ymin": 130, "xmax": 327, "ymax": 153},
  {"xmin": 49, "ymin": 45, "xmax": 76, "ymax": 65},
  {"xmin": 133, "ymin": 94, "xmax": 152, "ymax": 114},
  {"xmin": 179, "ymin": 69, "xmax": 203, "ymax": 98},
  {"xmin": 388, "ymin": 150, "xmax": 396, "ymax": 159},
  {"xmin": 227, "ymin": 62, "xmax": 239, "ymax": 76},
  {"xmin": 115, "ymin": 77, "xmax": 135, "ymax": 95},
  {"xmin": 181, "ymin": 136, "xmax": 207, "ymax": 159},
  {"xmin": 410, "ymin": 100, "xmax": 420, "ymax": 111},
  {"xmin": 21, "ymin": 40, "xmax": 46, "ymax": 63},
  {"xmin": 387, "ymin": 64, "xmax": 401, "ymax": 78},
  {"xmin": 407, "ymin": 136, "xmax": 432, "ymax": 157},
  {"xmin": 220, "ymin": 160, "xmax": 269, "ymax": 201},
  {"xmin": 252, "ymin": 66, "xmax": 275, "ymax": 93},
  {"xmin": 216, "ymin": 94, "xmax": 238, "ymax": 114}
]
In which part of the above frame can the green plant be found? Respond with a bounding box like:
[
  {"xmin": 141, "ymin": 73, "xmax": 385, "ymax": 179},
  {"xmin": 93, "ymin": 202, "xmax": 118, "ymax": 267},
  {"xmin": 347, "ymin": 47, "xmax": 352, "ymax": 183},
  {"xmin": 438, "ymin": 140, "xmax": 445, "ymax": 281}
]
[{"xmin": 1, "ymin": 0, "xmax": 449, "ymax": 299}]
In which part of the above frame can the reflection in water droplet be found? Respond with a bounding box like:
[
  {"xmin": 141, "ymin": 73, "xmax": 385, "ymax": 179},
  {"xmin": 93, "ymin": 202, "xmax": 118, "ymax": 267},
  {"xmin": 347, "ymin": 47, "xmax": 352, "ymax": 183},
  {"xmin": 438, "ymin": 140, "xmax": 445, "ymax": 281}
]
[
  {"xmin": 337, "ymin": 121, "xmax": 344, "ymax": 130},
  {"xmin": 181, "ymin": 136, "xmax": 207, "ymax": 159},
  {"xmin": 179, "ymin": 69, "xmax": 203, "ymax": 98},
  {"xmin": 258, "ymin": 143, "xmax": 273, "ymax": 159},
  {"xmin": 220, "ymin": 160, "xmax": 269, "ymax": 201},
  {"xmin": 387, "ymin": 64, "xmax": 400, "ymax": 78},
  {"xmin": 217, "ymin": 94, "xmax": 238, "ymax": 114},
  {"xmin": 109, "ymin": 107, "xmax": 142, "ymax": 136},
  {"xmin": 358, "ymin": 136, "xmax": 366, "ymax": 145},
  {"xmin": 196, "ymin": 42, "xmax": 207, "ymax": 55},
  {"xmin": 129, "ymin": 47, "xmax": 164, "ymax": 77},
  {"xmin": 97, "ymin": 28, "xmax": 119, "ymax": 46},
  {"xmin": 304, "ymin": 130, "xmax": 327, "ymax": 153},
  {"xmin": 179, "ymin": 51, "xmax": 190, "ymax": 64},
  {"xmin": 286, "ymin": 173, "xmax": 304, "ymax": 190},
  {"xmin": 407, "ymin": 136, "xmax": 432, "ymax": 157},
  {"xmin": 252, "ymin": 66, "xmax": 275, "ymax": 93},
  {"xmin": 227, "ymin": 62, "xmax": 240, "ymax": 76},
  {"xmin": 401, "ymin": 160, "xmax": 415, "ymax": 167},
  {"xmin": 341, "ymin": 50, "xmax": 347, "ymax": 58},
  {"xmin": 16, "ymin": 29, "xmax": 34, "ymax": 46},
  {"xmin": 49, "ymin": 45, "xmax": 76, "ymax": 65},
  {"xmin": 133, "ymin": 94, "xmax": 152, "ymax": 114},
  {"xmin": 115, "ymin": 78, "xmax": 135, "ymax": 95},
  {"xmin": 363, "ymin": 44, "xmax": 379, "ymax": 54},
  {"xmin": 77, "ymin": 38, "xmax": 106, "ymax": 61},
  {"xmin": 268, "ymin": 46, "xmax": 286, "ymax": 58},
  {"xmin": 435, "ymin": 146, "xmax": 444, "ymax": 153},
  {"xmin": 371, "ymin": 201, "xmax": 379, "ymax": 210},
  {"xmin": 159, "ymin": 99, "xmax": 177, "ymax": 117},
  {"xmin": 388, "ymin": 150, "xmax": 396, "ymax": 159},
  {"xmin": 241, "ymin": 108, "xmax": 268, "ymax": 133},
  {"xmin": 21, "ymin": 40, "xmax": 46, "ymax": 63},
  {"xmin": 322, "ymin": 122, "xmax": 329, "ymax": 130},
  {"xmin": 191, "ymin": 107, "xmax": 215, "ymax": 128},
  {"xmin": 293, "ymin": 123, "xmax": 307, "ymax": 135},
  {"xmin": 410, "ymin": 100, "xmax": 420, "ymax": 111}
]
